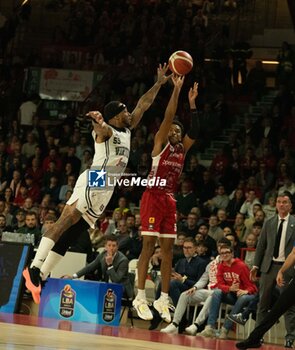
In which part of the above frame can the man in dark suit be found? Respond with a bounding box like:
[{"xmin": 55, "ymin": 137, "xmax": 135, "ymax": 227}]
[
  {"xmin": 70, "ymin": 235, "xmax": 133, "ymax": 299},
  {"xmin": 237, "ymin": 244, "xmax": 295, "ymax": 349},
  {"xmin": 250, "ymin": 191, "xmax": 295, "ymax": 347}
]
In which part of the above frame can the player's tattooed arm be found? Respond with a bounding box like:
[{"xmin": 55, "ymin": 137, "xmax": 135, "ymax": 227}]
[
  {"xmin": 130, "ymin": 63, "xmax": 172, "ymax": 129},
  {"xmin": 86, "ymin": 111, "xmax": 112, "ymax": 142}
]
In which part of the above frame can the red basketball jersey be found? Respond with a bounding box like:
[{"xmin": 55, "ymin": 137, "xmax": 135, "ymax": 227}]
[{"xmin": 146, "ymin": 142, "xmax": 185, "ymax": 194}]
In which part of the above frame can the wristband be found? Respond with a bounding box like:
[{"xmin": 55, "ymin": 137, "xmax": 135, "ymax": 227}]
[{"xmin": 72, "ymin": 273, "xmax": 78, "ymax": 279}]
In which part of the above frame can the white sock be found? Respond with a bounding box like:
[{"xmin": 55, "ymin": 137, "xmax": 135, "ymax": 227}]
[
  {"xmin": 160, "ymin": 292, "xmax": 169, "ymax": 300},
  {"xmin": 137, "ymin": 289, "xmax": 146, "ymax": 300},
  {"xmin": 31, "ymin": 237, "xmax": 55, "ymax": 269},
  {"xmin": 40, "ymin": 251, "xmax": 63, "ymax": 280}
]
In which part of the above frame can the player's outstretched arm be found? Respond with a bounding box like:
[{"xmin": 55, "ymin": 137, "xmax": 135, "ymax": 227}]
[
  {"xmin": 183, "ymin": 82, "xmax": 199, "ymax": 154},
  {"xmin": 152, "ymin": 75, "xmax": 184, "ymax": 156},
  {"xmin": 130, "ymin": 63, "xmax": 171, "ymax": 130},
  {"xmin": 86, "ymin": 111, "xmax": 112, "ymax": 142}
]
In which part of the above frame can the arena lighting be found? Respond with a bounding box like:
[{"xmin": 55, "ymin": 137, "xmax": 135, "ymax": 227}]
[
  {"xmin": 21, "ymin": 0, "xmax": 29, "ymax": 5},
  {"xmin": 204, "ymin": 58, "xmax": 279, "ymax": 65}
]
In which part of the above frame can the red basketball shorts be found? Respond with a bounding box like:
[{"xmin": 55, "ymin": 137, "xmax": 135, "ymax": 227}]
[{"xmin": 140, "ymin": 191, "xmax": 177, "ymax": 238}]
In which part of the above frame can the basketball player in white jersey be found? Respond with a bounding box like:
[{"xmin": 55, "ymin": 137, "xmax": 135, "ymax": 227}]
[{"xmin": 23, "ymin": 64, "xmax": 171, "ymax": 304}]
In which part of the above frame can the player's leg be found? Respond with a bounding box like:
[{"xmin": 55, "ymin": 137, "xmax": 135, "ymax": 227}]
[
  {"xmin": 153, "ymin": 194, "xmax": 177, "ymax": 323},
  {"xmin": 133, "ymin": 191, "xmax": 160, "ymax": 320},
  {"xmin": 40, "ymin": 218, "xmax": 89, "ymax": 280},
  {"xmin": 133, "ymin": 234, "xmax": 157, "ymax": 320},
  {"xmin": 23, "ymin": 203, "xmax": 81, "ymax": 303}
]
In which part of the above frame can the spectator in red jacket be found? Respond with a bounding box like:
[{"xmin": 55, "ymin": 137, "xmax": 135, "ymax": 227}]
[{"xmin": 199, "ymin": 245, "xmax": 257, "ymax": 339}]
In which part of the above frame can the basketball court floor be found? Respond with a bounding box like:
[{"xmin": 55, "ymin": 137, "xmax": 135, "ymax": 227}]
[{"xmin": 0, "ymin": 312, "xmax": 287, "ymax": 350}]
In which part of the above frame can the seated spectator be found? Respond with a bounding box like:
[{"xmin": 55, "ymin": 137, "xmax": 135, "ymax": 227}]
[
  {"xmin": 262, "ymin": 196, "xmax": 277, "ymax": 219},
  {"xmin": 175, "ymin": 180, "xmax": 198, "ymax": 218},
  {"xmin": 42, "ymin": 147, "xmax": 62, "ymax": 173},
  {"xmin": 26, "ymin": 150, "xmax": 44, "ymax": 176},
  {"xmin": 59, "ymin": 174, "xmax": 76, "ymax": 203},
  {"xmin": 114, "ymin": 196, "xmax": 130, "ymax": 218},
  {"xmin": 196, "ymin": 241, "xmax": 210, "ymax": 260},
  {"xmin": 11, "ymin": 208, "xmax": 26, "ymax": 231},
  {"xmin": 0, "ymin": 198, "xmax": 13, "ymax": 226},
  {"xmin": 173, "ymin": 232, "xmax": 186, "ymax": 266},
  {"xmin": 76, "ymin": 136, "xmax": 92, "ymax": 161},
  {"xmin": 115, "ymin": 219, "xmax": 131, "ymax": 255},
  {"xmin": 240, "ymin": 190, "xmax": 261, "ymax": 218},
  {"xmin": 225, "ymin": 231, "xmax": 242, "ymax": 258},
  {"xmin": 62, "ymin": 145, "xmax": 81, "ymax": 176},
  {"xmin": 150, "ymin": 245, "xmax": 162, "ymax": 274},
  {"xmin": 9, "ymin": 170, "xmax": 23, "ymax": 199},
  {"xmin": 198, "ymin": 223, "xmax": 217, "ymax": 257},
  {"xmin": 24, "ymin": 174, "xmax": 40, "ymax": 203},
  {"xmin": 233, "ymin": 212, "xmax": 247, "ymax": 242},
  {"xmin": 197, "ymin": 170, "xmax": 216, "ymax": 205},
  {"xmin": 249, "ymin": 221, "xmax": 263, "ymax": 239},
  {"xmin": 22, "ymin": 197, "xmax": 39, "ymax": 215},
  {"xmin": 64, "ymin": 235, "xmax": 133, "ymax": 298},
  {"xmin": 245, "ymin": 208, "xmax": 266, "ymax": 236},
  {"xmin": 160, "ymin": 237, "xmax": 232, "ymax": 334},
  {"xmin": 179, "ymin": 212, "xmax": 199, "ymax": 238},
  {"xmin": 185, "ymin": 155, "xmax": 206, "ymax": 188},
  {"xmin": 203, "ymin": 184, "xmax": 229, "ymax": 214},
  {"xmin": 217, "ymin": 209, "xmax": 231, "ymax": 229},
  {"xmin": 278, "ymin": 176, "xmax": 295, "ymax": 196},
  {"xmin": 42, "ymin": 160, "xmax": 59, "ymax": 188},
  {"xmin": 42, "ymin": 175, "xmax": 60, "ymax": 204},
  {"xmin": 0, "ymin": 214, "xmax": 13, "ymax": 234},
  {"xmin": 96, "ymin": 212, "xmax": 109, "ymax": 234},
  {"xmin": 208, "ymin": 214, "xmax": 224, "ymax": 242},
  {"xmin": 125, "ymin": 227, "xmax": 143, "ymax": 261},
  {"xmin": 21, "ymin": 132, "xmax": 38, "ymax": 159},
  {"xmin": 199, "ymin": 245, "xmax": 257, "ymax": 339},
  {"xmin": 226, "ymin": 188, "xmax": 245, "ymax": 220},
  {"xmin": 79, "ymin": 149, "xmax": 93, "ymax": 174},
  {"xmin": 17, "ymin": 211, "xmax": 41, "ymax": 246},
  {"xmin": 13, "ymin": 185, "xmax": 28, "ymax": 207},
  {"xmin": 105, "ymin": 210, "xmax": 122, "ymax": 235},
  {"xmin": 243, "ymin": 233, "xmax": 257, "ymax": 270},
  {"xmin": 125, "ymin": 213, "xmax": 137, "ymax": 237},
  {"xmin": 154, "ymin": 237, "xmax": 209, "ymax": 323}
]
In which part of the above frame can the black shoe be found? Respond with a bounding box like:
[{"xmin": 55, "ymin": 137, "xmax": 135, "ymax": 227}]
[
  {"xmin": 227, "ymin": 313, "xmax": 247, "ymax": 325},
  {"xmin": 236, "ymin": 339, "xmax": 262, "ymax": 349},
  {"xmin": 148, "ymin": 310, "xmax": 162, "ymax": 330},
  {"xmin": 285, "ymin": 339, "xmax": 294, "ymax": 348}
]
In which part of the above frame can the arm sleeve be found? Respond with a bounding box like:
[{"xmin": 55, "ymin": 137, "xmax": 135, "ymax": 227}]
[
  {"xmin": 187, "ymin": 110, "xmax": 200, "ymax": 140},
  {"xmin": 195, "ymin": 264, "xmax": 210, "ymax": 289}
]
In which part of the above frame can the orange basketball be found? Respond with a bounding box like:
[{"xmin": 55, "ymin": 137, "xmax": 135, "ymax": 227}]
[{"xmin": 168, "ymin": 51, "xmax": 193, "ymax": 75}]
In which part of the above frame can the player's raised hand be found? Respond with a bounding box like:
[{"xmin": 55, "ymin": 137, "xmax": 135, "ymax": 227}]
[
  {"xmin": 171, "ymin": 74, "xmax": 184, "ymax": 90},
  {"xmin": 156, "ymin": 63, "xmax": 172, "ymax": 85},
  {"xmin": 86, "ymin": 111, "xmax": 105, "ymax": 126},
  {"xmin": 189, "ymin": 82, "xmax": 198, "ymax": 102}
]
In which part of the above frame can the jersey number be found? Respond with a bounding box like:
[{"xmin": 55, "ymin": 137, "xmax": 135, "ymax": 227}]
[{"xmin": 113, "ymin": 137, "xmax": 121, "ymax": 144}]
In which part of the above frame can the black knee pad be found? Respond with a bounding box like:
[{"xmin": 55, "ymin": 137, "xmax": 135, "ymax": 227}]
[{"xmin": 52, "ymin": 219, "xmax": 89, "ymax": 256}]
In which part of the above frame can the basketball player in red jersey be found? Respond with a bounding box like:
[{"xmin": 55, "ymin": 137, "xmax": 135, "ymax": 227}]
[{"xmin": 133, "ymin": 76, "xmax": 199, "ymax": 323}]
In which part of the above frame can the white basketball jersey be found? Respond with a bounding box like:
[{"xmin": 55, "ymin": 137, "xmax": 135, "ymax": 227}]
[
  {"xmin": 67, "ymin": 125, "xmax": 131, "ymax": 228},
  {"xmin": 91, "ymin": 126, "xmax": 131, "ymax": 171}
]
